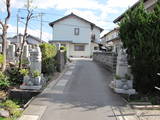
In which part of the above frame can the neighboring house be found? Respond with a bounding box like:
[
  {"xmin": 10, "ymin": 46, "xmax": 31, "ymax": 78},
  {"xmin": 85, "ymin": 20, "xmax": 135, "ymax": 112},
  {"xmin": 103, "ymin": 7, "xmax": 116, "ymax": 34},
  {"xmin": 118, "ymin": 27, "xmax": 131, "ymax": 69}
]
[
  {"xmin": 110, "ymin": 0, "xmax": 157, "ymax": 54},
  {"xmin": 113, "ymin": 0, "xmax": 157, "ymax": 23},
  {"xmin": 101, "ymin": 28, "xmax": 121, "ymax": 54},
  {"xmin": 8, "ymin": 34, "xmax": 45, "ymax": 46},
  {"xmin": 49, "ymin": 13, "xmax": 103, "ymax": 58}
]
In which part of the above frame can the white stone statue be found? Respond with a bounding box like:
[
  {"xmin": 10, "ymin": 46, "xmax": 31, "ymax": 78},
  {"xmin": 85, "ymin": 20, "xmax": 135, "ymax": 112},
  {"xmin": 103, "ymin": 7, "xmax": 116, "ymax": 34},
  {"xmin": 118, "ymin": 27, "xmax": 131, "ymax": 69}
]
[
  {"xmin": 116, "ymin": 49, "xmax": 128, "ymax": 78},
  {"xmin": 30, "ymin": 46, "xmax": 42, "ymax": 73},
  {"xmin": 109, "ymin": 48, "xmax": 136, "ymax": 94},
  {"xmin": 20, "ymin": 46, "xmax": 43, "ymax": 90}
]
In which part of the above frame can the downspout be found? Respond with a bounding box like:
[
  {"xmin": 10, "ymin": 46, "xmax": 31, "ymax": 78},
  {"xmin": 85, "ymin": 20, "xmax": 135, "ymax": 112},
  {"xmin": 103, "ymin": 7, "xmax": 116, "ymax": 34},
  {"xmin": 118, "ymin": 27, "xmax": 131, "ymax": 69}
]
[
  {"xmin": 52, "ymin": 25, "xmax": 54, "ymax": 40},
  {"xmin": 90, "ymin": 24, "xmax": 94, "ymax": 58}
]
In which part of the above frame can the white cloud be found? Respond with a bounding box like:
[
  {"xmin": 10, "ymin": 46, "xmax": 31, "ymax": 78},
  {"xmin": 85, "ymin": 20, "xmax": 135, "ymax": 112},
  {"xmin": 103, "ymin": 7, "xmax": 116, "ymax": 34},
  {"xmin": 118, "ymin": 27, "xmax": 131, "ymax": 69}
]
[
  {"xmin": 10, "ymin": 0, "xmax": 138, "ymax": 11},
  {"xmin": 64, "ymin": 9, "xmax": 117, "ymax": 35},
  {"xmin": 65, "ymin": 9, "xmax": 100, "ymax": 24},
  {"xmin": 9, "ymin": 0, "xmax": 102, "ymax": 10},
  {"xmin": 106, "ymin": 0, "xmax": 138, "ymax": 8},
  {"xmin": 1, "ymin": 0, "xmax": 139, "ymax": 38}
]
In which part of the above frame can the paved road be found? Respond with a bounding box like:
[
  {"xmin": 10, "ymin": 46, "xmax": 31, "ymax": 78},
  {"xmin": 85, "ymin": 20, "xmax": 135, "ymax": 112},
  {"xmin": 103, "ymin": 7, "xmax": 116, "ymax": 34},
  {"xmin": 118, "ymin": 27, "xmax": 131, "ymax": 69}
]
[{"xmin": 26, "ymin": 60, "xmax": 125, "ymax": 120}]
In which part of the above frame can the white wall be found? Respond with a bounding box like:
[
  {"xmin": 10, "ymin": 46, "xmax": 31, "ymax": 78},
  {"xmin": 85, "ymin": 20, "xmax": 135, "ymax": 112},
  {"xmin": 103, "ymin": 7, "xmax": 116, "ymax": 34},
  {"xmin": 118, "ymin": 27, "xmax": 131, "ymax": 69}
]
[
  {"xmin": 51, "ymin": 16, "xmax": 101, "ymax": 58},
  {"xmin": 144, "ymin": 0, "xmax": 157, "ymax": 10},
  {"xmin": 69, "ymin": 43, "xmax": 90, "ymax": 57},
  {"xmin": 92, "ymin": 27, "xmax": 101, "ymax": 42},
  {"xmin": 52, "ymin": 16, "xmax": 91, "ymax": 44}
]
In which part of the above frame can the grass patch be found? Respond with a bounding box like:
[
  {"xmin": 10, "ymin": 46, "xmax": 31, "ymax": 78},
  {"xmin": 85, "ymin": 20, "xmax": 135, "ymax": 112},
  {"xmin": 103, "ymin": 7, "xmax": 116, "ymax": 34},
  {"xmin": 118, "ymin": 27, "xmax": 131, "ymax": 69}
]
[{"xmin": 0, "ymin": 100, "xmax": 22, "ymax": 120}]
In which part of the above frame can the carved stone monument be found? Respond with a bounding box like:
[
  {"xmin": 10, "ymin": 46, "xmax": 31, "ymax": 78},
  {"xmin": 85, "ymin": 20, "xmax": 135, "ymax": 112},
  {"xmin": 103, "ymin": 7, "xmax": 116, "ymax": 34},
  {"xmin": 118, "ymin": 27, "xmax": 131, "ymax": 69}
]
[
  {"xmin": 7, "ymin": 44, "xmax": 16, "ymax": 63},
  {"xmin": 20, "ymin": 46, "xmax": 44, "ymax": 90},
  {"xmin": 110, "ymin": 49, "xmax": 136, "ymax": 94},
  {"xmin": 30, "ymin": 46, "xmax": 41, "ymax": 73},
  {"xmin": 0, "ymin": 44, "xmax": 2, "ymax": 53},
  {"xmin": 23, "ymin": 45, "xmax": 29, "ymax": 59}
]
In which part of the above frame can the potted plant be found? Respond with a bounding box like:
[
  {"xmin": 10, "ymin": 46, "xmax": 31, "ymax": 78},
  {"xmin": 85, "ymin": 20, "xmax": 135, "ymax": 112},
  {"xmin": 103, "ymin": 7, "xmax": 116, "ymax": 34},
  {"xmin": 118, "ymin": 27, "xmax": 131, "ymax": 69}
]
[
  {"xmin": 125, "ymin": 74, "xmax": 133, "ymax": 89},
  {"xmin": 19, "ymin": 69, "xmax": 29, "ymax": 85},
  {"xmin": 114, "ymin": 75, "xmax": 123, "ymax": 88},
  {"xmin": 32, "ymin": 70, "xmax": 41, "ymax": 85}
]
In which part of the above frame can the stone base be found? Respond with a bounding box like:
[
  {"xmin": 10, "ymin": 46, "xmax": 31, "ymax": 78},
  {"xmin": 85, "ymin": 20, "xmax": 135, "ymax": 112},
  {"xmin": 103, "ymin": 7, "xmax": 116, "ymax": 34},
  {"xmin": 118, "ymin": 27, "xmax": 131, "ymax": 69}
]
[
  {"xmin": 114, "ymin": 88, "xmax": 136, "ymax": 95},
  {"xmin": 20, "ymin": 85, "xmax": 42, "ymax": 90}
]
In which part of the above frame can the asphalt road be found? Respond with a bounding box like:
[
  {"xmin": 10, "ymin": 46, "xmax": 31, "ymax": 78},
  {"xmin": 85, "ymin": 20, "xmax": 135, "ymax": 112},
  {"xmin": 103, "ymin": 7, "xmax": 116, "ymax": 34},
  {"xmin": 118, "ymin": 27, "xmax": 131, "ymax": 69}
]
[{"xmin": 31, "ymin": 60, "xmax": 125, "ymax": 120}]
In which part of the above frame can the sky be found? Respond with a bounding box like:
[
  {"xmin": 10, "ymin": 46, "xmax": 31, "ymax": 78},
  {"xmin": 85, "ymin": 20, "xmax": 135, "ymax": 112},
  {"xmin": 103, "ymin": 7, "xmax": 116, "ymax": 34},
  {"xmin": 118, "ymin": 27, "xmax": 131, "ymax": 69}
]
[{"xmin": 0, "ymin": 0, "xmax": 138, "ymax": 42}]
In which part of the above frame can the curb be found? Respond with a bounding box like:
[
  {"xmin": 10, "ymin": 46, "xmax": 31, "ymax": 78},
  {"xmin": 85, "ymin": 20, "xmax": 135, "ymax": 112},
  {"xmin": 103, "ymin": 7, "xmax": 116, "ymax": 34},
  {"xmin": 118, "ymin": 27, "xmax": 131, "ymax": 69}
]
[
  {"xmin": 18, "ymin": 62, "xmax": 74, "ymax": 120},
  {"xmin": 131, "ymin": 105, "xmax": 160, "ymax": 110}
]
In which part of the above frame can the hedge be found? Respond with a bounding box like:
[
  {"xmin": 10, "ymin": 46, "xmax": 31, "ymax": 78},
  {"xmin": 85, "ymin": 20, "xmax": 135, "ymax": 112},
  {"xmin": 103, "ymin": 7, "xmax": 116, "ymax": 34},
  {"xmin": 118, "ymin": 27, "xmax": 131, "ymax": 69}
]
[
  {"xmin": 39, "ymin": 43, "xmax": 57, "ymax": 75},
  {"xmin": 119, "ymin": 1, "xmax": 160, "ymax": 93}
]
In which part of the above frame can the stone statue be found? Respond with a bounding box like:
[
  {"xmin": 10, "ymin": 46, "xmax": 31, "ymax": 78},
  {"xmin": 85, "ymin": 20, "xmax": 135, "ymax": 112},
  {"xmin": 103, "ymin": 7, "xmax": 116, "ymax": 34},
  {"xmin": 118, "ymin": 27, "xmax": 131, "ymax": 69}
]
[{"xmin": 20, "ymin": 46, "xmax": 43, "ymax": 90}]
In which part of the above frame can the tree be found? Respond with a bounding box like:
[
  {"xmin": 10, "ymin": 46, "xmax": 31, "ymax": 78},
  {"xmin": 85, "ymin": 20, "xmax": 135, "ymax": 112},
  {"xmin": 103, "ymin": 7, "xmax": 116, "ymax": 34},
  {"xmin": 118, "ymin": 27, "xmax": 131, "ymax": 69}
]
[
  {"xmin": 119, "ymin": 1, "xmax": 160, "ymax": 93},
  {"xmin": 18, "ymin": 0, "xmax": 34, "ymax": 69},
  {"xmin": 0, "ymin": 0, "xmax": 11, "ymax": 72}
]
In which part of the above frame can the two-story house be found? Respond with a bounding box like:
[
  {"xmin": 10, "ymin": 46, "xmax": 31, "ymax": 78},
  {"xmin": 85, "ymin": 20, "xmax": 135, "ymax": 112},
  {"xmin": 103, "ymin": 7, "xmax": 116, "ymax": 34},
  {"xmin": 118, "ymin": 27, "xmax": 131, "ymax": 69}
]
[
  {"xmin": 101, "ymin": 28, "xmax": 121, "ymax": 53},
  {"xmin": 113, "ymin": 0, "xmax": 157, "ymax": 23},
  {"xmin": 110, "ymin": 0, "xmax": 157, "ymax": 54},
  {"xmin": 8, "ymin": 34, "xmax": 45, "ymax": 46},
  {"xmin": 49, "ymin": 13, "xmax": 103, "ymax": 58}
]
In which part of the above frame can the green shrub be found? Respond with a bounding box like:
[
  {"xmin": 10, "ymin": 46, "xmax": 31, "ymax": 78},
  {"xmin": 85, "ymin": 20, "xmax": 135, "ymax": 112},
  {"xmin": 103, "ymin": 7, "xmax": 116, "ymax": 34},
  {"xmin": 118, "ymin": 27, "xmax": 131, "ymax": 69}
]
[
  {"xmin": 1, "ymin": 100, "xmax": 22, "ymax": 118},
  {"xmin": 119, "ymin": 1, "xmax": 160, "ymax": 93},
  {"xmin": 0, "ymin": 72, "xmax": 10, "ymax": 90},
  {"xmin": 21, "ymin": 58, "xmax": 29, "ymax": 68},
  {"xmin": 0, "ymin": 117, "xmax": 7, "ymax": 120},
  {"xmin": 0, "ymin": 54, "xmax": 4, "ymax": 65},
  {"xmin": 114, "ymin": 75, "xmax": 121, "ymax": 80},
  {"xmin": 32, "ymin": 70, "xmax": 41, "ymax": 78},
  {"xmin": 39, "ymin": 43, "xmax": 57, "ymax": 74},
  {"xmin": 7, "ymin": 68, "xmax": 23, "ymax": 85},
  {"xmin": 60, "ymin": 46, "xmax": 67, "ymax": 63},
  {"xmin": 19, "ymin": 69, "xmax": 29, "ymax": 76},
  {"xmin": 60, "ymin": 46, "xmax": 67, "ymax": 51}
]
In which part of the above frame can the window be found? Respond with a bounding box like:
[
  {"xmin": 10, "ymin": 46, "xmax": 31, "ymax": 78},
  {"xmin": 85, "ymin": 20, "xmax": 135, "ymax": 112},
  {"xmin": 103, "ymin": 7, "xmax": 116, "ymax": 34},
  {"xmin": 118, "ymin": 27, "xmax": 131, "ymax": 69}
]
[
  {"xmin": 94, "ymin": 47, "xmax": 98, "ymax": 50},
  {"xmin": 74, "ymin": 45, "xmax": 85, "ymax": 51},
  {"xmin": 61, "ymin": 44, "xmax": 66, "ymax": 47},
  {"xmin": 74, "ymin": 28, "xmax": 80, "ymax": 35}
]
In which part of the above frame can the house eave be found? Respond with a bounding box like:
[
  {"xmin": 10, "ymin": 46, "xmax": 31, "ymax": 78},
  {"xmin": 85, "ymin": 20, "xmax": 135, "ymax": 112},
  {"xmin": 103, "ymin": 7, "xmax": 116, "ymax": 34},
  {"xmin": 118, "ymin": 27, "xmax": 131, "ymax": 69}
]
[
  {"xmin": 113, "ymin": 0, "xmax": 150, "ymax": 23},
  {"xmin": 113, "ymin": 1, "xmax": 141, "ymax": 23},
  {"xmin": 49, "ymin": 13, "xmax": 103, "ymax": 31}
]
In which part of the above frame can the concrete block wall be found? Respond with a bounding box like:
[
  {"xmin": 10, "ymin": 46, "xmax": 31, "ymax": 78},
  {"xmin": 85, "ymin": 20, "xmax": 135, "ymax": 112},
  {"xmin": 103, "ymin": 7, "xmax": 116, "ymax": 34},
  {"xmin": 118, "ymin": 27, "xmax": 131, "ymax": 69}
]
[{"xmin": 93, "ymin": 52, "xmax": 117, "ymax": 73}]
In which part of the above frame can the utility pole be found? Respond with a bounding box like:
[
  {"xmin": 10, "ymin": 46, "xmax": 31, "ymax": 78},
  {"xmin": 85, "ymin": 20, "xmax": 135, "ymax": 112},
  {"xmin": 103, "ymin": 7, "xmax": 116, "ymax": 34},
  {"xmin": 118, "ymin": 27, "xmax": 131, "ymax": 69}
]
[
  {"xmin": 40, "ymin": 13, "xmax": 44, "ymax": 42},
  {"xmin": 27, "ymin": 0, "xmax": 30, "ymax": 10},
  {"xmin": 17, "ymin": 9, "xmax": 21, "ymax": 48},
  {"xmin": 17, "ymin": 13, "xmax": 19, "ymax": 43}
]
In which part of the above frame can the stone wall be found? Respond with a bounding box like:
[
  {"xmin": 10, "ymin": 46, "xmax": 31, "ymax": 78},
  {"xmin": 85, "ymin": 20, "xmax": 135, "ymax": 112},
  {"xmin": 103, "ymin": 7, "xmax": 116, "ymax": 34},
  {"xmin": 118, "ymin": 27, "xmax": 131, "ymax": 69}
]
[{"xmin": 93, "ymin": 52, "xmax": 117, "ymax": 73}]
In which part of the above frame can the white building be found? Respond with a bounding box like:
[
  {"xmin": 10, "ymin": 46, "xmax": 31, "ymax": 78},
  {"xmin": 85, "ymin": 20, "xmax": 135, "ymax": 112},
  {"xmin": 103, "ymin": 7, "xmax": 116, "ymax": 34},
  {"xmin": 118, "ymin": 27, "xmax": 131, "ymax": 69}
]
[
  {"xmin": 8, "ymin": 34, "xmax": 45, "ymax": 46},
  {"xmin": 113, "ymin": 0, "xmax": 157, "ymax": 23},
  {"xmin": 101, "ymin": 28, "xmax": 121, "ymax": 54},
  {"xmin": 49, "ymin": 13, "xmax": 103, "ymax": 58}
]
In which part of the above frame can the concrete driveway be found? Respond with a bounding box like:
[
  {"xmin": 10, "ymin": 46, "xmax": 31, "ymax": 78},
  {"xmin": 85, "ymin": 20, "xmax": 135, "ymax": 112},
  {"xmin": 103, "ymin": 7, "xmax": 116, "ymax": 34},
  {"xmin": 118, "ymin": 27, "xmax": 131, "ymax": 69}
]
[{"xmin": 21, "ymin": 60, "xmax": 126, "ymax": 120}]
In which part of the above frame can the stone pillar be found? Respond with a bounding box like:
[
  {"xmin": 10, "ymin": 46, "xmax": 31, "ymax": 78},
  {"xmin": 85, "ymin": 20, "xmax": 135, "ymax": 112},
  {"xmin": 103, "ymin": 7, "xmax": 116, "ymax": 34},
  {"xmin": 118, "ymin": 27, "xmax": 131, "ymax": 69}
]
[
  {"xmin": 109, "ymin": 49, "xmax": 136, "ymax": 94},
  {"xmin": 30, "ymin": 46, "xmax": 42, "ymax": 73},
  {"xmin": 20, "ymin": 46, "xmax": 43, "ymax": 90},
  {"xmin": 23, "ymin": 45, "xmax": 29, "ymax": 58},
  {"xmin": 0, "ymin": 44, "xmax": 2, "ymax": 53},
  {"xmin": 116, "ymin": 49, "xmax": 128, "ymax": 78},
  {"xmin": 7, "ymin": 44, "xmax": 15, "ymax": 62}
]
